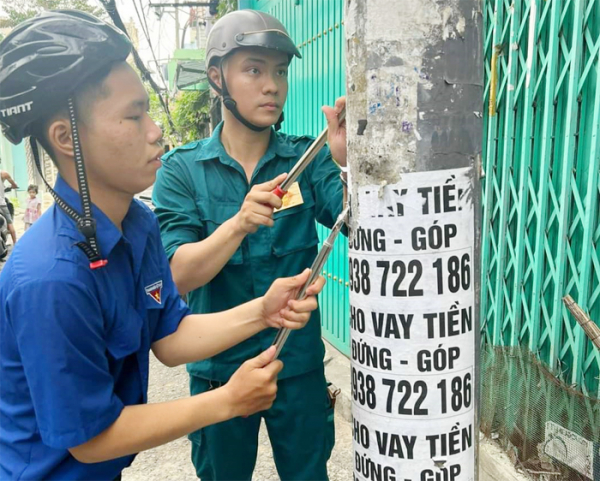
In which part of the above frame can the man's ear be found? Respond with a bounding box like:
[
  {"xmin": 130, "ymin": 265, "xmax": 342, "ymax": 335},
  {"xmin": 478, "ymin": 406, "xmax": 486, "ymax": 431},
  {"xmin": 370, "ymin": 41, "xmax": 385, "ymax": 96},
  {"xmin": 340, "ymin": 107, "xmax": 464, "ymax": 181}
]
[
  {"xmin": 47, "ymin": 118, "xmax": 74, "ymax": 159},
  {"xmin": 208, "ymin": 65, "xmax": 222, "ymax": 92}
]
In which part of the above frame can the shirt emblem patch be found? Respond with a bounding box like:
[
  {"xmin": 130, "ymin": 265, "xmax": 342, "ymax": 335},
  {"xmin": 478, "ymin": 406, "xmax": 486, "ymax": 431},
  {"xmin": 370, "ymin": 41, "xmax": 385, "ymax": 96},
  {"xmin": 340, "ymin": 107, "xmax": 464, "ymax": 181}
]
[{"xmin": 145, "ymin": 281, "xmax": 163, "ymax": 305}]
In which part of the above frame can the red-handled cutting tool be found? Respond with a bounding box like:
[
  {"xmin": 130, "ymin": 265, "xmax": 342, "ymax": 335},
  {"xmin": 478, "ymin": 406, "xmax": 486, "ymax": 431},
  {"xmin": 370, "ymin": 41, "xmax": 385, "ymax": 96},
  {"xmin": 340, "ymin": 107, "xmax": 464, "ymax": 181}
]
[{"xmin": 272, "ymin": 106, "xmax": 346, "ymax": 198}]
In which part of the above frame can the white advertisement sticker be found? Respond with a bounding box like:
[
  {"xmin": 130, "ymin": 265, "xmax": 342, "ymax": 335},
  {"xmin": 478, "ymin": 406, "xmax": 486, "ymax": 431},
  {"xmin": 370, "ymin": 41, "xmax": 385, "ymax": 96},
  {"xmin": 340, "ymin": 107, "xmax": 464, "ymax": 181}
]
[{"xmin": 350, "ymin": 167, "xmax": 476, "ymax": 481}]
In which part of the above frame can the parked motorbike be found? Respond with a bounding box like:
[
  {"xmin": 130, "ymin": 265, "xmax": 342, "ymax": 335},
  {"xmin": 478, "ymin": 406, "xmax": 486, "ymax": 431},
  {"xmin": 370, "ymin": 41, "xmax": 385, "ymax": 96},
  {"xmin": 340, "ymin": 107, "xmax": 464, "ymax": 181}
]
[
  {"xmin": 0, "ymin": 184, "xmax": 14, "ymax": 261},
  {"xmin": 4, "ymin": 185, "xmax": 14, "ymax": 217}
]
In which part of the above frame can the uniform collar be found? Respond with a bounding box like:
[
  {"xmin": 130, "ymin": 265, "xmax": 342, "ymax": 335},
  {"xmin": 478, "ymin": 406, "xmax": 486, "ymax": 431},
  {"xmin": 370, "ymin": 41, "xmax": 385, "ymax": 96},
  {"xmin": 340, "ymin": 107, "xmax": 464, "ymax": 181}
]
[
  {"xmin": 195, "ymin": 122, "xmax": 297, "ymax": 163},
  {"xmin": 53, "ymin": 175, "xmax": 152, "ymax": 259}
]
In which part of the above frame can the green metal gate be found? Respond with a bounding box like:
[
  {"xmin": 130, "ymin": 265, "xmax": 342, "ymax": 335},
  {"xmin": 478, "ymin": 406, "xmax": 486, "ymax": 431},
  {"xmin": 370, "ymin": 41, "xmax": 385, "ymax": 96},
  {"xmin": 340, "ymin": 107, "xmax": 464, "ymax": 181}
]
[
  {"xmin": 482, "ymin": 0, "xmax": 600, "ymax": 399},
  {"xmin": 239, "ymin": 0, "xmax": 350, "ymax": 355}
]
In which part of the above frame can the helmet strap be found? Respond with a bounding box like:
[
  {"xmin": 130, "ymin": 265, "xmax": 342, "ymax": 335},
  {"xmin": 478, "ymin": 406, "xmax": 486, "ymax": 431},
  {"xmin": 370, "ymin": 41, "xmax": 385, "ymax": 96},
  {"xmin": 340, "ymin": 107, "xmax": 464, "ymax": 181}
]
[
  {"xmin": 274, "ymin": 111, "xmax": 284, "ymax": 132},
  {"xmin": 29, "ymin": 97, "xmax": 107, "ymax": 269},
  {"xmin": 210, "ymin": 63, "xmax": 285, "ymax": 133},
  {"xmin": 219, "ymin": 63, "xmax": 268, "ymax": 132}
]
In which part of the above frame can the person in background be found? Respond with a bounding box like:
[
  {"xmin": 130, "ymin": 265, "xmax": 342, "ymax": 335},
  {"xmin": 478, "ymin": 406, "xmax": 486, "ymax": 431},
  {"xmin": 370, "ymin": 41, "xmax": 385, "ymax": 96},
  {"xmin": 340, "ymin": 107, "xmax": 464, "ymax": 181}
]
[
  {"xmin": 23, "ymin": 184, "xmax": 42, "ymax": 230},
  {"xmin": 0, "ymin": 169, "xmax": 18, "ymax": 244}
]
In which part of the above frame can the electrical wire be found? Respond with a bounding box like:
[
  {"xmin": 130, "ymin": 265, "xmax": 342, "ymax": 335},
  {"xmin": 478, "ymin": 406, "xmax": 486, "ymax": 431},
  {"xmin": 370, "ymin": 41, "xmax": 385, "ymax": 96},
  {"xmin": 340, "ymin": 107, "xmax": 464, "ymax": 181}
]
[
  {"xmin": 133, "ymin": 0, "xmax": 168, "ymax": 90},
  {"xmin": 146, "ymin": 1, "xmax": 175, "ymax": 71},
  {"xmin": 99, "ymin": 0, "xmax": 177, "ymax": 134},
  {"xmin": 132, "ymin": 0, "xmax": 151, "ymax": 40}
]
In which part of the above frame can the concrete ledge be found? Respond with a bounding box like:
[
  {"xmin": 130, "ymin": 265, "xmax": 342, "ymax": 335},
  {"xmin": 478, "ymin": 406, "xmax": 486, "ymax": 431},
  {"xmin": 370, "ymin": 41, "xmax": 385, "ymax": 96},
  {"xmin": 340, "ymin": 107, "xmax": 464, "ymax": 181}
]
[{"xmin": 479, "ymin": 439, "xmax": 533, "ymax": 481}]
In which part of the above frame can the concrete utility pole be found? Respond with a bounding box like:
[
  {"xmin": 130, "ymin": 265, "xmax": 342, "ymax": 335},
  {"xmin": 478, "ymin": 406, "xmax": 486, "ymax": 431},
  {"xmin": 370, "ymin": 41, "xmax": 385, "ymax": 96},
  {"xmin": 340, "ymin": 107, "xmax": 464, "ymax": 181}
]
[{"xmin": 345, "ymin": 1, "xmax": 482, "ymax": 480}]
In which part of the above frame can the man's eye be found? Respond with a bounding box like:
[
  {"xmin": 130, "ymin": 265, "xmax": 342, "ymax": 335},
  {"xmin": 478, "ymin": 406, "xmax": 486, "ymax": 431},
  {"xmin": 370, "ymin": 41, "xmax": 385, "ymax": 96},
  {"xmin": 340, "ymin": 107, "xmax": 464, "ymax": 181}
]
[
  {"xmin": 128, "ymin": 116, "xmax": 141, "ymax": 121},
  {"xmin": 278, "ymin": 70, "xmax": 288, "ymax": 77},
  {"xmin": 248, "ymin": 68, "xmax": 260, "ymax": 74}
]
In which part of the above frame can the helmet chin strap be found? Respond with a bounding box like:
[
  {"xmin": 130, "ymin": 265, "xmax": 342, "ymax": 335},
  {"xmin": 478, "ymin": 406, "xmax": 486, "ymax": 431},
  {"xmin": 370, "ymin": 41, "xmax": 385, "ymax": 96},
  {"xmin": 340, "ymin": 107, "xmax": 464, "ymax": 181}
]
[
  {"xmin": 208, "ymin": 64, "xmax": 284, "ymax": 132},
  {"xmin": 29, "ymin": 97, "xmax": 107, "ymax": 269}
]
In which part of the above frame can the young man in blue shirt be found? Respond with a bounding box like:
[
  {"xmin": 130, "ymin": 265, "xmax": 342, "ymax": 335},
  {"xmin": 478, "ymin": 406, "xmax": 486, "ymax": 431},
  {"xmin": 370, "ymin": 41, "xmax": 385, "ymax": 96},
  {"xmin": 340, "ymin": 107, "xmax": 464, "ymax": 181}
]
[
  {"xmin": 152, "ymin": 10, "xmax": 347, "ymax": 481},
  {"xmin": 0, "ymin": 11, "xmax": 324, "ymax": 481}
]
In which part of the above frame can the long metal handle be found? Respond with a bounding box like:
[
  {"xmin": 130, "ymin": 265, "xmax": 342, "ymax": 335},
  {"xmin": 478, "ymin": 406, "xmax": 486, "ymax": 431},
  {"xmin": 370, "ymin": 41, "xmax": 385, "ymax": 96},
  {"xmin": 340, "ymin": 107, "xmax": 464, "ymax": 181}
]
[
  {"xmin": 271, "ymin": 246, "xmax": 331, "ymax": 356},
  {"xmin": 272, "ymin": 207, "xmax": 349, "ymax": 359},
  {"xmin": 274, "ymin": 107, "xmax": 346, "ymax": 196}
]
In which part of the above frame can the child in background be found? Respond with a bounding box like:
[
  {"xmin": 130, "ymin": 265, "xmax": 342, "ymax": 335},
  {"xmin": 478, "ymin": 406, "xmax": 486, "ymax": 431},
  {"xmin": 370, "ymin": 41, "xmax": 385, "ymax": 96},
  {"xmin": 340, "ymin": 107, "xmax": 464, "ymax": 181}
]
[{"xmin": 24, "ymin": 184, "xmax": 41, "ymax": 230}]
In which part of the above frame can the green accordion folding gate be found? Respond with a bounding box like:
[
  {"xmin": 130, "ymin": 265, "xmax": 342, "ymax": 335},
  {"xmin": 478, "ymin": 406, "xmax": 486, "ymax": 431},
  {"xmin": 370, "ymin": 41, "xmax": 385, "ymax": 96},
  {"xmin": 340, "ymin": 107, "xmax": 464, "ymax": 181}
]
[{"xmin": 482, "ymin": 0, "xmax": 600, "ymax": 399}]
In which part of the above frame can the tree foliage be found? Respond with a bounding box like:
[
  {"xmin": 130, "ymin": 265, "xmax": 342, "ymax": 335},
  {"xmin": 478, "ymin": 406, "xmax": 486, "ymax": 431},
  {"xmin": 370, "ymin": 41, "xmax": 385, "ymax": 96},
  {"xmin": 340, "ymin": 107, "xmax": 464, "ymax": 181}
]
[
  {"xmin": 216, "ymin": 0, "xmax": 238, "ymax": 18},
  {"xmin": 149, "ymin": 0, "xmax": 237, "ymax": 147},
  {"xmin": 1, "ymin": 0, "xmax": 227, "ymax": 147},
  {"xmin": 149, "ymin": 89, "xmax": 211, "ymax": 147},
  {"xmin": 0, "ymin": 0, "xmax": 105, "ymax": 28}
]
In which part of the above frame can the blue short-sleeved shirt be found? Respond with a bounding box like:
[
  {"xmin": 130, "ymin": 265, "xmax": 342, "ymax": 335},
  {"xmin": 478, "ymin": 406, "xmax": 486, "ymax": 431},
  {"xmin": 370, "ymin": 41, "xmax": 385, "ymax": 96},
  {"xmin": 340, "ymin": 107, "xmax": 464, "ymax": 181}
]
[
  {"xmin": 152, "ymin": 123, "xmax": 344, "ymax": 382},
  {"xmin": 0, "ymin": 176, "xmax": 190, "ymax": 481}
]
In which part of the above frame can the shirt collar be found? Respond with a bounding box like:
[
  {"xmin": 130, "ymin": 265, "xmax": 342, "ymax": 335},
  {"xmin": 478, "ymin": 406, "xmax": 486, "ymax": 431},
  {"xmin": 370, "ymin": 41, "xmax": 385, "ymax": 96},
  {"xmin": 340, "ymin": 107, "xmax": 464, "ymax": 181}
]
[
  {"xmin": 194, "ymin": 122, "xmax": 297, "ymax": 163},
  {"xmin": 53, "ymin": 175, "xmax": 152, "ymax": 259}
]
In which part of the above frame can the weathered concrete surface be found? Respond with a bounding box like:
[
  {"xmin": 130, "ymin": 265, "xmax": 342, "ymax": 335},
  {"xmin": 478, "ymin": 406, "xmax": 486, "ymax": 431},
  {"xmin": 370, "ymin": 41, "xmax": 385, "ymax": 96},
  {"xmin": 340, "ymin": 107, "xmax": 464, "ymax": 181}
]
[
  {"xmin": 345, "ymin": 0, "xmax": 483, "ymax": 186},
  {"xmin": 479, "ymin": 439, "xmax": 533, "ymax": 481}
]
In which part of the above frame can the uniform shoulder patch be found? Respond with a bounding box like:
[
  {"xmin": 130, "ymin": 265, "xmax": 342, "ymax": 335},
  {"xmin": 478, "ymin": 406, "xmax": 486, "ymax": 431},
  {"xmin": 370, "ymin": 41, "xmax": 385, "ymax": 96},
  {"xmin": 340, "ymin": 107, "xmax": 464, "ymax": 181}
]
[
  {"xmin": 145, "ymin": 280, "xmax": 163, "ymax": 305},
  {"xmin": 161, "ymin": 140, "xmax": 203, "ymax": 162},
  {"xmin": 286, "ymin": 134, "xmax": 316, "ymax": 144}
]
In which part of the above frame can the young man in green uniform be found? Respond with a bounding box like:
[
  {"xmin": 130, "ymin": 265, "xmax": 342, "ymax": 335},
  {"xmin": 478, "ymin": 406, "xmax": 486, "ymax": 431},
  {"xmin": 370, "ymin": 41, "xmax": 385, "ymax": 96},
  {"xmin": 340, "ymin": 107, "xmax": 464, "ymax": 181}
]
[{"xmin": 152, "ymin": 9, "xmax": 346, "ymax": 481}]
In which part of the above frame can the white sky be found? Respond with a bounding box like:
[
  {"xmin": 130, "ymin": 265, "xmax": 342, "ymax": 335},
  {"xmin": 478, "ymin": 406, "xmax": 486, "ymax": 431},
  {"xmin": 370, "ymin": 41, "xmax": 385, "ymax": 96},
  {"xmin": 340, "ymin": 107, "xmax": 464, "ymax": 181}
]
[{"xmin": 114, "ymin": 0, "xmax": 179, "ymax": 87}]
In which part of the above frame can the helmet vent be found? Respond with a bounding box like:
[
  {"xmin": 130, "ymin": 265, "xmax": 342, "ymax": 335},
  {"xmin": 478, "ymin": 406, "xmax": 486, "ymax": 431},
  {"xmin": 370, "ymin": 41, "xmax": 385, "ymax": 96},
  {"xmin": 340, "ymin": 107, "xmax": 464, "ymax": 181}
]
[
  {"xmin": 28, "ymin": 56, "xmax": 78, "ymax": 77},
  {"xmin": 38, "ymin": 45, "xmax": 68, "ymax": 55}
]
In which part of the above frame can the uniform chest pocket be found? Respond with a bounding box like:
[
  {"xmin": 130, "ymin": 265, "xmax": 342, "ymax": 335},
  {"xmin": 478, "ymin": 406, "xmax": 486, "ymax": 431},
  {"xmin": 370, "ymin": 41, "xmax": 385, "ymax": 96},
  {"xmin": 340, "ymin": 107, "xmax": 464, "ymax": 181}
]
[
  {"xmin": 196, "ymin": 200, "xmax": 243, "ymax": 265},
  {"xmin": 106, "ymin": 304, "xmax": 143, "ymax": 360},
  {"xmin": 271, "ymin": 199, "xmax": 319, "ymax": 257}
]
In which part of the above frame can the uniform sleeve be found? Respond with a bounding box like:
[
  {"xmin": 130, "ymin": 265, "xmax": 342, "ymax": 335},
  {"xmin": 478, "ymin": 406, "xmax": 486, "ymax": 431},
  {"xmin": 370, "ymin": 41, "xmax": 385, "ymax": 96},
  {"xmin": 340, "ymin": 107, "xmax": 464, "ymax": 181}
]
[
  {"xmin": 152, "ymin": 157, "xmax": 203, "ymax": 260},
  {"xmin": 306, "ymin": 144, "xmax": 345, "ymax": 230},
  {"xmin": 151, "ymin": 220, "xmax": 192, "ymax": 343},
  {"xmin": 7, "ymin": 280, "xmax": 124, "ymax": 450}
]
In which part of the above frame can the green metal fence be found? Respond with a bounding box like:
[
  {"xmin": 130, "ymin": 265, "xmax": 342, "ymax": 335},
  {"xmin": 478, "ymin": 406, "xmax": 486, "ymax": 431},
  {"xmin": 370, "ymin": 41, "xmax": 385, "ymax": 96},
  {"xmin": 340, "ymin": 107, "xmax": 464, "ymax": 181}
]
[
  {"xmin": 239, "ymin": 0, "xmax": 350, "ymax": 355},
  {"xmin": 482, "ymin": 0, "xmax": 600, "ymax": 398}
]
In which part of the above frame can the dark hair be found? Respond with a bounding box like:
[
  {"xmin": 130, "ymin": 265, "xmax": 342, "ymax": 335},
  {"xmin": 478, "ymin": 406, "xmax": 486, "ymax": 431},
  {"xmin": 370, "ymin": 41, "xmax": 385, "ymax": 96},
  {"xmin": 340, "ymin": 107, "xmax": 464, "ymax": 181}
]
[
  {"xmin": 27, "ymin": 184, "xmax": 38, "ymax": 194},
  {"xmin": 29, "ymin": 61, "xmax": 119, "ymax": 163}
]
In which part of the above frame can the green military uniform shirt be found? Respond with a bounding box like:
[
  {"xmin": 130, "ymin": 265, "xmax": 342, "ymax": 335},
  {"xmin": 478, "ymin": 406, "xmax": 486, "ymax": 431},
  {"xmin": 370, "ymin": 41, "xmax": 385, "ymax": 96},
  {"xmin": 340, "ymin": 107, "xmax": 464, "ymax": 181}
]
[{"xmin": 152, "ymin": 123, "xmax": 344, "ymax": 381}]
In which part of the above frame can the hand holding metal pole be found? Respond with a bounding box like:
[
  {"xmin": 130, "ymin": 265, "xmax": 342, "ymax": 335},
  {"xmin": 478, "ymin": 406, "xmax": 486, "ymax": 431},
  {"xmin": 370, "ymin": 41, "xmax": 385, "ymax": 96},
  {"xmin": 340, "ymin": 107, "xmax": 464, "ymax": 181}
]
[
  {"xmin": 272, "ymin": 207, "xmax": 350, "ymax": 359},
  {"xmin": 272, "ymin": 107, "xmax": 346, "ymax": 198}
]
